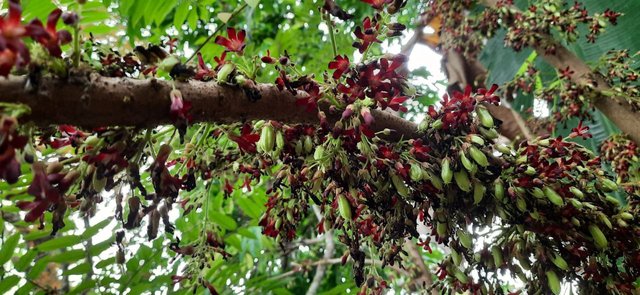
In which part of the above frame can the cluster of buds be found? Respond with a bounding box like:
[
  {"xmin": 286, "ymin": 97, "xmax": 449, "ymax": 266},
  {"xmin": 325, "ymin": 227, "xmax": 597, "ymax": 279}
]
[
  {"xmin": 595, "ymin": 49, "xmax": 640, "ymax": 111},
  {"xmin": 601, "ymin": 134, "xmax": 640, "ymax": 195}
]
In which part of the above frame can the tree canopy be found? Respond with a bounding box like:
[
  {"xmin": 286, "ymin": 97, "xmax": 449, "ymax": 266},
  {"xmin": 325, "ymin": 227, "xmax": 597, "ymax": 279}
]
[{"xmin": 0, "ymin": 0, "xmax": 639, "ymax": 294}]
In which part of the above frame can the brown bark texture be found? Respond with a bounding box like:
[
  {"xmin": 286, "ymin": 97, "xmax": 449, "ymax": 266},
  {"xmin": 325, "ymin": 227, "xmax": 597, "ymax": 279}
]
[{"xmin": 0, "ymin": 74, "xmax": 419, "ymax": 139}]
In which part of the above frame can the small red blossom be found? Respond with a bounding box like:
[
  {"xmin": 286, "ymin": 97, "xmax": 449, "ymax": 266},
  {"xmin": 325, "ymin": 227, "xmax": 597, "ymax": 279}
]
[
  {"xmin": 0, "ymin": 116, "xmax": 27, "ymax": 184},
  {"xmin": 476, "ymin": 84, "xmax": 500, "ymax": 105},
  {"xmin": 328, "ymin": 55, "xmax": 350, "ymax": 79},
  {"xmin": 603, "ymin": 9, "xmax": 622, "ymax": 25},
  {"xmin": 194, "ymin": 52, "xmax": 215, "ymax": 81},
  {"xmin": 261, "ymin": 50, "xmax": 276, "ymax": 64},
  {"xmin": 214, "ymin": 28, "xmax": 246, "ymax": 55},
  {"xmin": 360, "ymin": 0, "xmax": 393, "ymax": 10},
  {"xmin": 27, "ymin": 9, "xmax": 72, "ymax": 57},
  {"xmin": 169, "ymin": 89, "xmax": 192, "ymax": 123},
  {"xmin": 353, "ymin": 17, "xmax": 381, "ymax": 53},
  {"xmin": 569, "ymin": 121, "xmax": 592, "ymax": 139},
  {"xmin": 296, "ymin": 82, "xmax": 322, "ymax": 113},
  {"xmin": 229, "ymin": 124, "xmax": 260, "ymax": 154},
  {"xmin": 559, "ymin": 66, "xmax": 574, "ymax": 80},
  {"xmin": 18, "ymin": 162, "xmax": 75, "ymax": 222},
  {"xmin": 0, "ymin": 0, "xmax": 30, "ymax": 76}
]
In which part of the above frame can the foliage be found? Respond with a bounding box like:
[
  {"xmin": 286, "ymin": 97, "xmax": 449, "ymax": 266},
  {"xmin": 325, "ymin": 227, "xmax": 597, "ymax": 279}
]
[{"xmin": 0, "ymin": 0, "xmax": 639, "ymax": 294}]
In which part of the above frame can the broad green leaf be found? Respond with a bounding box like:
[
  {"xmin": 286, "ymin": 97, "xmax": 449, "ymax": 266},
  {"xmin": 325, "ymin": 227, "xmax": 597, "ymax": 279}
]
[
  {"xmin": 237, "ymin": 197, "xmax": 262, "ymax": 219},
  {"xmin": 27, "ymin": 258, "xmax": 49, "ymax": 280},
  {"xmin": 37, "ymin": 235, "xmax": 83, "ymax": 251},
  {"xmin": 0, "ymin": 275, "xmax": 20, "ymax": 294},
  {"xmin": 187, "ymin": 9, "xmax": 199, "ymax": 29},
  {"xmin": 68, "ymin": 280, "xmax": 96, "ymax": 295},
  {"xmin": 0, "ymin": 233, "xmax": 20, "ymax": 265},
  {"xmin": 210, "ymin": 212, "xmax": 237, "ymax": 230},
  {"xmin": 173, "ymin": 1, "xmax": 190, "ymax": 29},
  {"xmin": 90, "ymin": 237, "xmax": 115, "ymax": 256}
]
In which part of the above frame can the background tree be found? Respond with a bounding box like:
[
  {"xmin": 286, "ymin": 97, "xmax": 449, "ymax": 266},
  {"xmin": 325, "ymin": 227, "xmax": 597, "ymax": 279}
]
[{"xmin": 0, "ymin": 0, "xmax": 638, "ymax": 294}]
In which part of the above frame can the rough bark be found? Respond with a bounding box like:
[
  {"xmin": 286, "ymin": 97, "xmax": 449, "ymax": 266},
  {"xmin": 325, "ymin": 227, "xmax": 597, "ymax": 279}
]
[{"xmin": 0, "ymin": 74, "xmax": 418, "ymax": 139}]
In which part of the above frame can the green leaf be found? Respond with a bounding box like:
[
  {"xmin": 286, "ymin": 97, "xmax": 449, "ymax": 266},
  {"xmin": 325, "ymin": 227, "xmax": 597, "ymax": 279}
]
[
  {"xmin": 65, "ymin": 262, "xmax": 92, "ymax": 275},
  {"xmin": 90, "ymin": 237, "xmax": 115, "ymax": 256},
  {"xmin": 173, "ymin": 1, "xmax": 190, "ymax": 29},
  {"xmin": 14, "ymin": 249, "xmax": 38, "ymax": 271},
  {"xmin": 0, "ymin": 233, "xmax": 20, "ymax": 265},
  {"xmin": 48, "ymin": 249, "xmax": 85, "ymax": 263},
  {"xmin": 27, "ymin": 258, "xmax": 49, "ymax": 280},
  {"xmin": 0, "ymin": 275, "xmax": 19, "ymax": 294},
  {"xmin": 68, "ymin": 280, "xmax": 96, "ymax": 295},
  {"xmin": 210, "ymin": 212, "xmax": 237, "ymax": 230},
  {"xmin": 187, "ymin": 9, "xmax": 199, "ymax": 29},
  {"xmin": 96, "ymin": 257, "xmax": 116, "ymax": 269},
  {"xmin": 37, "ymin": 235, "xmax": 83, "ymax": 252},
  {"xmin": 81, "ymin": 219, "xmax": 111, "ymax": 239}
]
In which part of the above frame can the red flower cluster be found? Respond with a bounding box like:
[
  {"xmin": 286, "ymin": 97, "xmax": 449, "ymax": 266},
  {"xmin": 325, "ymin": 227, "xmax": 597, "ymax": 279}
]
[
  {"xmin": 0, "ymin": 1, "xmax": 71, "ymax": 76},
  {"xmin": 229, "ymin": 124, "xmax": 260, "ymax": 154},
  {"xmin": 49, "ymin": 125, "xmax": 87, "ymax": 148},
  {"xmin": 26, "ymin": 8, "xmax": 71, "ymax": 57},
  {"xmin": 428, "ymin": 85, "xmax": 500, "ymax": 130},
  {"xmin": 360, "ymin": 0, "xmax": 393, "ymax": 10},
  {"xmin": 214, "ymin": 28, "xmax": 246, "ymax": 55},
  {"xmin": 18, "ymin": 162, "xmax": 77, "ymax": 222},
  {"xmin": 0, "ymin": 115, "xmax": 27, "ymax": 184},
  {"xmin": 336, "ymin": 55, "xmax": 410, "ymax": 111}
]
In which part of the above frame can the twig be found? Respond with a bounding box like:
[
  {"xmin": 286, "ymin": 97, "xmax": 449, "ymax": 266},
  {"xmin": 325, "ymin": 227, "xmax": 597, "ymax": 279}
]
[{"xmin": 306, "ymin": 206, "xmax": 335, "ymax": 295}]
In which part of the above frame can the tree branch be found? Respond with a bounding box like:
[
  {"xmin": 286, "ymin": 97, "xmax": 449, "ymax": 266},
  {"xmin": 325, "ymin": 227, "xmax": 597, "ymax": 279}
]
[
  {"xmin": 306, "ymin": 206, "xmax": 335, "ymax": 295},
  {"xmin": 481, "ymin": 0, "xmax": 640, "ymax": 144},
  {"xmin": 0, "ymin": 74, "xmax": 418, "ymax": 140}
]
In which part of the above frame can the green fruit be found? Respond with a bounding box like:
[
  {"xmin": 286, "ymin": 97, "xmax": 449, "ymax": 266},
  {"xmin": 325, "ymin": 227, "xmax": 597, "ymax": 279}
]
[
  {"xmin": 495, "ymin": 144, "xmax": 511, "ymax": 154},
  {"xmin": 491, "ymin": 246, "xmax": 503, "ymax": 267},
  {"xmin": 476, "ymin": 106, "xmax": 494, "ymax": 128},
  {"xmin": 158, "ymin": 55, "xmax": 180, "ymax": 72},
  {"xmin": 313, "ymin": 145, "xmax": 325, "ymax": 161},
  {"xmin": 457, "ymin": 230, "xmax": 473, "ymax": 249},
  {"xmin": 337, "ymin": 195, "xmax": 352, "ymax": 220},
  {"xmin": 531, "ymin": 187, "xmax": 545, "ymax": 199},
  {"xmin": 473, "ymin": 182, "xmax": 486, "ymax": 205},
  {"xmin": 588, "ymin": 224, "xmax": 608, "ymax": 249},
  {"xmin": 261, "ymin": 124, "xmax": 275, "ymax": 153},
  {"xmin": 460, "ymin": 151, "xmax": 473, "ymax": 172},
  {"xmin": 432, "ymin": 119, "xmax": 443, "ymax": 129},
  {"xmin": 469, "ymin": 146, "xmax": 489, "ymax": 167},
  {"xmin": 436, "ymin": 222, "xmax": 448, "ymax": 237},
  {"xmin": 551, "ymin": 253, "xmax": 569, "ymax": 271},
  {"xmin": 304, "ymin": 136, "xmax": 313, "ymax": 154},
  {"xmin": 479, "ymin": 127, "xmax": 499, "ymax": 139},
  {"xmin": 569, "ymin": 187, "xmax": 584, "ymax": 199},
  {"xmin": 391, "ymin": 174, "xmax": 409, "ymax": 197},
  {"xmin": 601, "ymin": 178, "xmax": 618, "ymax": 192},
  {"xmin": 469, "ymin": 134, "xmax": 485, "ymax": 146},
  {"xmin": 546, "ymin": 270, "xmax": 561, "ymax": 295},
  {"xmin": 620, "ymin": 212, "xmax": 634, "ymax": 221},
  {"xmin": 453, "ymin": 268, "xmax": 469, "ymax": 284},
  {"xmin": 410, "ymin": 164, "xmax": 422, "ymax": 182},
  {"xmin": 451, "ymin": 248, "xmax": 462, "ymax": 266},
  {"xmin": 216, "ymin": 63, "xmax": 235, "ymax": 83},
  {"xmin": 441, "ymin": 158, "xmax": 452, "ymax": 185},
  {"xmin": 276, "ymin": 131, "xmax": 285, "ymax": 149},
  {"xmin": 494, "ymin": 181, "xmax": 504, "ymax": 201},
  {"xmin": 543, "ymin": 187, "xmax": 564, "ymax": 207},
  {"xmin": 516, "ymin": 196, "xmax": 527, "ymax": 212},
  {"xmin": 454, "ymin": 170, "xmax": 472, "ymax": 192}
]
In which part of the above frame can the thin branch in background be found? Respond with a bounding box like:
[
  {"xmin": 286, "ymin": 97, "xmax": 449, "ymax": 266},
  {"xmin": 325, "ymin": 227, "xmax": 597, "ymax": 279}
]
[
  {"xmin": 306, "ymin": 206, "xmax": 335, "ymax": 295},
  {"xmin": 82, "ymin": 215, "xmax": 94, "ymax": 295}
]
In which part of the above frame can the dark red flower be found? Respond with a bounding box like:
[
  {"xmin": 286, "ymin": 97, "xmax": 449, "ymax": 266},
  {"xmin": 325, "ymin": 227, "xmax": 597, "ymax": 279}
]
[
  {"xmin": 476, "ymin": 84, "xmax": 500, "ymax": 105},
  {"xmin": 194, "ymin": 52, "xmax": 215, "ymax": 81},
  {"xmin": 0, "ymin": 0, "xmax": 30, "ymax": 76},
  {"xmin": 569, "ymin": 121, "xmax": 592, "ymax": 139},
  {"xmin": 295, "ymin": 82, "xmax": 322, "ymax": 113},
  {"xmin": 353, "ymin": 17, "xmax": 381, "ymax": 53},
  {"xmin": 229, "ymin": 124, "xmax": 260, "ymax": 154},
  {"xmin": 261, "ymin": 50, "xmax": 276, "ymax": 64},
  {"xmin": 559, "ymin": 66, "xmax": 574, "ymax": 80},
  {"xmin": 214, "ymin": 28, "xmax": 246, "ymax": 55},
  {"xmin": 328, "ymin": 55, "xmax": 350, "ymax": 79},
  {"xmin": 27, "ymin": 9, "xmax": 72, "ymax": 57},
  {"xmin": 360, "ymin": 0, "xmax": 392, "ymax": 10},
  {"xmin": 49, "ymin": 125, "xmax": 87, "ymax": 148},
  {"xmin": 19, "ymin": 162, "xmax": 76, "ymax": 222},
  {"xmin": 0, "ymin": 116, "xmax": 27, "ymax": 184}
]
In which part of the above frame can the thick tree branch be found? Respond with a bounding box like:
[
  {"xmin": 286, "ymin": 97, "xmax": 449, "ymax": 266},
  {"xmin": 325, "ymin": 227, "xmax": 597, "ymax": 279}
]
[
  {"xmin": 0, "ymin": 74, "xmax": 418, "ymax": 140},
  {"xmin": 481, "ymin": 0, "xmax": 640, "ymax": 144}
]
